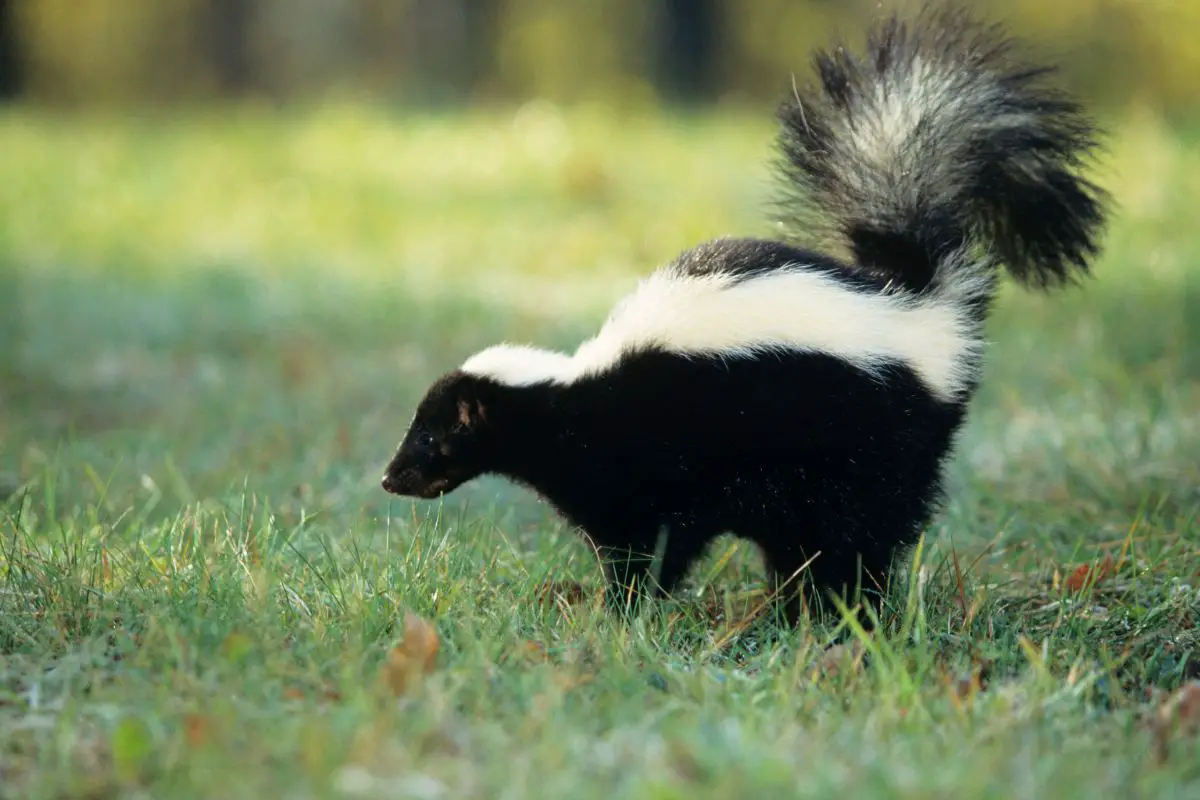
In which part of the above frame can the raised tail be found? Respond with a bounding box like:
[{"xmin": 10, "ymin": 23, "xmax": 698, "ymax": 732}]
[{"xmin": 773, "ymin": 3, "xmax": 1109, "ymax": 295}]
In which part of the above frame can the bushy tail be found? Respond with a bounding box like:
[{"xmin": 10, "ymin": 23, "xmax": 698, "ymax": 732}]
[{"xmin": 774, "ymin": 3, "xmax": 1109, "ymax": 295}]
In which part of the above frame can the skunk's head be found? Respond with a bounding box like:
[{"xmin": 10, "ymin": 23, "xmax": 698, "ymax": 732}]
[{"xmin": 381, "ymin": 371, "xmax": 495, "ymax": 499}]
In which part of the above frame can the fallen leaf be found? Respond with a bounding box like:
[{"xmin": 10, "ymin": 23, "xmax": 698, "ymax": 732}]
[
  {"xmin": 515, "ymin": 640, "xmax": 551, "ymax": 663},
  {"xmin": 955, "ymin": 662, "xmax": 993, "ymax": 695},
  {"xmin": 380, "ymin": 612, "xmax": 440, "ymax": 697},
  {"xmin": 536, "ymin": 581, "xmax": 588, "ymax": 608},
  {"xmin": 948, "ymin": 660, "xmax": 992, "ymax": 706},
  {"xmin": 184, "ymin": 714, "xmax": 210, "ymax": 748},
  {"xmin": 498, "ymin": 639, "xmax": 553, "ymax": 667},
  {"xmin": 1064, "ymin": 555, "xmax": 1115, "ymax": 593},
  {"xmin": 817, "ymin": 640, "xmax": 867, "ymax": 679},
  {"xmin": 951, "ymin": 673, "xmax": 982, "ymax": 700},
  {"xmin": 1153, "ymin": 680, "xmax": 1200, "ymax": 762}
]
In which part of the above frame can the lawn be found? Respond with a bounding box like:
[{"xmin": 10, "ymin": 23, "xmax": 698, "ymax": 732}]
[{"xmin": 0, "ymin": 102, "xmax": 1198, "ymax": 798}]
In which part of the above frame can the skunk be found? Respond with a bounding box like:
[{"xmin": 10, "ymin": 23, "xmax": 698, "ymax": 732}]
[{"xmin": 381, "ymin": 4, "xmax": 1108, "ymax": 624}]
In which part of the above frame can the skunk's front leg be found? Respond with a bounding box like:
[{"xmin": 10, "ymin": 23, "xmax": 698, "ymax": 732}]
[
  {"xmin": 595, "ymin": 524, "xmax": 707, "ymax": 615},
  {"xmin": 762, "ymin": 540, "xmax": 883, "ymax": 629},
  {"xmin": 598, "ymin": 543, "xmax": 657, "ymax": 613}
]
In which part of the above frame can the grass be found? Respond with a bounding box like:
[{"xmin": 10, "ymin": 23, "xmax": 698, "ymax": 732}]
[{"xmin": 1, "ymin": 100, "xmax": 1198, "ymax": 798}]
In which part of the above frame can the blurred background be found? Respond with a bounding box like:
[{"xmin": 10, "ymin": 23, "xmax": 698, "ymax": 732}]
[
  {"xmin": 1, "ymin": 0, "xmax": 1197, "ymax": 516},
  {"xmin": 1, "ymin": 7, "xmax": 1198, "ymax": 794},
  {"xmin": 2, "ymin": 0, "xmax": 1198, "ymax": 112}
]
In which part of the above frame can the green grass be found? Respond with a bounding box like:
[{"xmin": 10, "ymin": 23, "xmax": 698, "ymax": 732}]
[{"xmin": 1, "ymin": 102, "xmax": 1198, "ymax": 798}]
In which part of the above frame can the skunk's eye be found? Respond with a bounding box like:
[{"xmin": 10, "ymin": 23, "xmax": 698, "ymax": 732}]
[{"xmin": 416, "ymin": 431, "xmax": 436, "ymax": 449}]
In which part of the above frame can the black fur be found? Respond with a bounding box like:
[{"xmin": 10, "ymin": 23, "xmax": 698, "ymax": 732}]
[
  {"xmin": 384, "ymin": 350, "xmax": 961, "ymax": 623},
  {"xmin": 380, "ymin": 4, "xmax": 1109, "ymax": 625},
  {"xmin": 672, "ymin": 237, "xmax": 891, "ymax": 294}
]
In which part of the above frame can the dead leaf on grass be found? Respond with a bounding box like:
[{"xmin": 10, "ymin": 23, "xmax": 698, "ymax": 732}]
[
  {"xmin": 536, "ymin": 581, "xmax": 589, "ymax": 609},
  {"xmin": 1063, "ymin": 554, "xmax": 1116, "ymax": 593},
  {"xmin": 518, "ymin": 640, "xmax": 551, "ymax": 661},
  {"xmin": 817, "ymin": 640, "xmax": 867, "ymax": 679},
  {"xmin": 1152, "ymin": 680, "xmax": 1200, "ymax": 762},
  {"xmin": 184, "ymin": 714, "xmax": 211, "ymax": 748},
  {"xmin": 499, "ymin": 639, "xmax": 554, "ymax": 667},
  {"xmin": 380, "ymin": 612, "xmax": 441, "ymax": 697},
  {"xmin": 947, "ymin": 660, "xmax": 992, "ymax": 708}
]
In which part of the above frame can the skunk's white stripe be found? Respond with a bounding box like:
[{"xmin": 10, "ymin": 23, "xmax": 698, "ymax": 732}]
[
  {"xmin": 461, "ymin": 260, "xmax": 986, "ymax": 401},
  {"xmin": 460, "ymin": 343, "xmax": 575, "ymax": 386}
]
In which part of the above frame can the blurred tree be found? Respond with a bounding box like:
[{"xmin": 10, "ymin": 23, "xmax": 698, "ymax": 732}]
[
  {"xmin": 203, "ymin": 0, "xmax": 256, "ymax": 94},
  {"xmin": 493, "ymin": 0, "xmax": 652, "ymax": 105},
  {"xmin": 0, "ymin": 0, "xmax": 22, "ymax": 99},
  {"xmin": 400, "ymin": 0, "xmax": 499, "ymax": 101},
  {"xmin": 5, "ymin": 0, "xmax": 1200, "ymax": 114},
  {"xmin": 254, "ymin": 0, "xmax": 362, "ymax": 98},
  {"xmin": 653, "ymin": 0, "xmax": 720, "ymax": 102}
]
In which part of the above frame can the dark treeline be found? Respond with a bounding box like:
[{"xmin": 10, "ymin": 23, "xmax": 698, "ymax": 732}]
[
  {"xmin": 2, "ymin": 0, "xmax": 1197, "ymax": 113},
  {"xmin": 0, "ymin": 0, "xmax": 22, "ymax": 99}
]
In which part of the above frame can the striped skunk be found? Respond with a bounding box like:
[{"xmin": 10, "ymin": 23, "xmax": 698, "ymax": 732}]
[{"xmin": 381, "ymin": 4, "xmax": 1108, "ymax": 624}]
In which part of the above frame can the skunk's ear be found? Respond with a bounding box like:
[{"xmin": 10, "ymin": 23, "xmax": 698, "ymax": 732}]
[{"xmin": 455, "ymin": 397, "xmax": 487, "ymax": 430}]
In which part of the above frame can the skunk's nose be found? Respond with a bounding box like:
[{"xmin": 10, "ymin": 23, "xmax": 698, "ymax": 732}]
[{"xmin": 382, "ymin": 467, "xmax": 422, "ymax": 496}]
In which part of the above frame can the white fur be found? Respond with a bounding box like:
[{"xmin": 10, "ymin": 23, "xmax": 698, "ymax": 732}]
[
  {"xmin": 839, "ymin": 56, "xmax": 1037, "ymax": 218},
  {"xmin": 460, "ymin": 343, "xmax": 575, "ymax": 386},
  {"xmin": 460, "ymin": 259, "xmax": 986, "ymax": 402}
]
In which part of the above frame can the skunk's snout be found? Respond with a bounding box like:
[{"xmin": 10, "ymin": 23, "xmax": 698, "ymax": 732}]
[
  {"xmin": 380, "ymin": 449, "xmax": 416, "ymax": 496},
  {"xmin": 382, "ymin": 471, "xmax": 427, "ymax": 497},
  {"xmin": 380, "ymin": 470, "xmax": 408, "ymax": 495},
  {"xmin": 381, "ymin": 459, "xmax": 451, "ymax": 499}
]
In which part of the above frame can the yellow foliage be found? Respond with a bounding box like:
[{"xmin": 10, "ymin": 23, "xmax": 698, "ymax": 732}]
[
  {"xmin": 491, "ymin": 0, "xmax": 656, "ymax": 106},
  {"xmin": 7, "ymin": 0, "xmax": 1200, "ymax": 114},
  {"xmin": 18, "ymin": 0, "xmax": 208, "ymax": 103}
]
